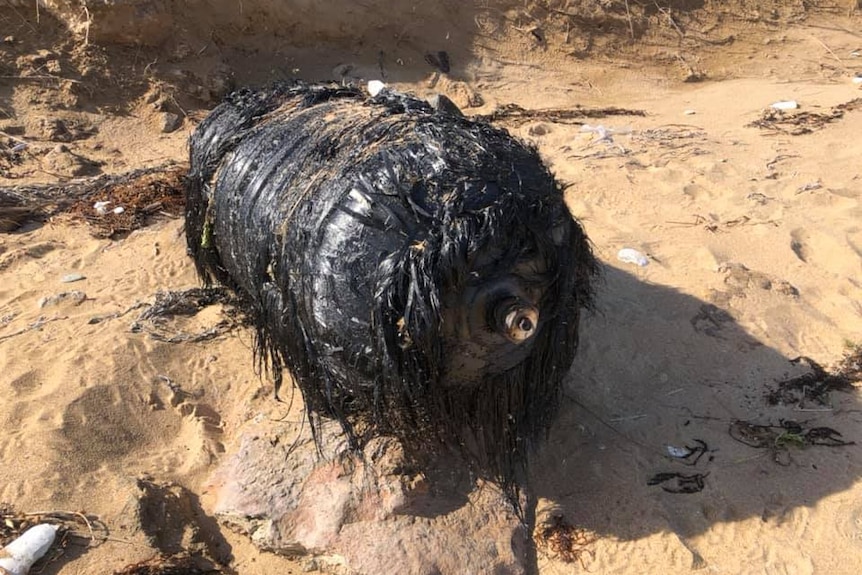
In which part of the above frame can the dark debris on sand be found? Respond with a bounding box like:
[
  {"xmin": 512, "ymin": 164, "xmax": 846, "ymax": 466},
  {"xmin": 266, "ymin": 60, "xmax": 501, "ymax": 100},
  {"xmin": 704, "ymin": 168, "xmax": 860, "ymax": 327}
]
[
  {"xmin": 113, "ymin": 553, "xmax": 221, "ymax": 575},
  {"xmin": 69, "ymin": 165, "xmax": 186, "ymax": 238},
  {"xmin": 0, "ymin": 163, "xmax": 185, "ymax": 234},
  {"xmin": 534, "ymin": 515, "xmax": 598, "ymax": 566},
  {"xmin": 747, "ymin": 98, "xmax": 862, "ymax": 135},
  {"xmin": 767, "ymin": 345, "xmax": 862, "ymax": 406},
  {"xmin": 729, "ymin": 419, "xmax": 855, "ymax": 466},
  {"xmin": 475, "ymin": 103, "xmax": 646, "ymax": 126},
  {"xmin": 130, "ymin": 287, "xmax": 242, "ymax": 343}
]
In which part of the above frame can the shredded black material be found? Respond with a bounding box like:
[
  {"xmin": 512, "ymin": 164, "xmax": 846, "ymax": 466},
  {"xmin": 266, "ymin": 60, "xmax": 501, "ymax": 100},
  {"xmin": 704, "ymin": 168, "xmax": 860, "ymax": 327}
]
[
  {"xmin": 728, "ymin": 419, "xmax": 854, "ymax": 466},
  {"xmin": 113, "ymin": 553, "xmax": 220, "ymax": 575},
  {"xmin": 767, "ymin": 350, "xmax": 860, "ymax": 406},
  {"xmin": 130, "ymin": 288, "xmax": 239, "ymax": 343},
  {"xmin": 647, "ymin": 472, "xmax": 708, "ymax": 494},
  {"xmin": 185, "ymin": 82, "xmax": 598, "ymax": 493}
]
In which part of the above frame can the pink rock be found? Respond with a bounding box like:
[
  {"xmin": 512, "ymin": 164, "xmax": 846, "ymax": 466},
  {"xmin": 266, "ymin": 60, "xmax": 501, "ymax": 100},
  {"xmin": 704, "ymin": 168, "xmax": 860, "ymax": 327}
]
[{"xmin": 209, "ymin": 418, "xmax": 527, "ymax": 574}]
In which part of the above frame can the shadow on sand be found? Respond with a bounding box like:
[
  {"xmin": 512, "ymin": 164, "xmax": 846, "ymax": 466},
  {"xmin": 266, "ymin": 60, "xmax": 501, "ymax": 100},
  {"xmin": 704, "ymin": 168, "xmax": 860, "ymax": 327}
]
[{"xmin": 529, "ymin": 264, "xmax": 861, "ymax": 568}]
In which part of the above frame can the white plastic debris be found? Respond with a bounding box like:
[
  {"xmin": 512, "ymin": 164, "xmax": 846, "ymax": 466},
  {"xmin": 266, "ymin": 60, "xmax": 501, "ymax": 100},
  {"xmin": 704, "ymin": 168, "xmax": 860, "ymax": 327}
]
[
  {"xmin": 60, "ymin": 273, "xmax": 85, "ymax": 283},
  {"xmin": 580, "ymin": 123, "xmax": 631, "ymax": 142},
  {"xmin": 0, "ymin": 523, "xmax": 58, "ymax": 575},
  {"xmin": 367, "ymin": 80, "xmax": 386, "ymax": 97},
  {"xmin": 112, "ymin": 206, "xmax": 125, "ymax": 214},
  {"xmin": 617, "ymin": 248, "xmax": 649, "ymax": 267},
  {"xmin": 852, "ymin": 75, "xmax": 862, "ymax": 85},
  {"xmin": 93, "ymin": 200, "xmax": 111, "ymax": 215},
  {"xmin": 666, "ymin": 445, "xmax": 693, "ymax": 458},
  {"xmin": 770, "ymin": 100, "xmax": 798, "ymax": 111},
  {"xmin": 683, "ymin": 109, "xmax": 696, "ymax": 115}
]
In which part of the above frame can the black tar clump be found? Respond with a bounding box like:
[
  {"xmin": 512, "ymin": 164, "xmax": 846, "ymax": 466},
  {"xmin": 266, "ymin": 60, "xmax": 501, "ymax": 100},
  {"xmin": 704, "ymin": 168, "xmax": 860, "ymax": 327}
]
[{"xmin": 185, "ymin": 82, "xmax": 598, "ymax": 488}]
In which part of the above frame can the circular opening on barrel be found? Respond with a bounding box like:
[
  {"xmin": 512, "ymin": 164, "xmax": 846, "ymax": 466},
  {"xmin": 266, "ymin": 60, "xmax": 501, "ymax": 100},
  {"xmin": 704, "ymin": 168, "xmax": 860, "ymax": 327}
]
[
  {"xmin": 503, "ymin": 306, "xmax": 539, "ymax": 343},
  {"xmin": 488, "ymin": 295, "xmax": 539, "ymax": 344}
]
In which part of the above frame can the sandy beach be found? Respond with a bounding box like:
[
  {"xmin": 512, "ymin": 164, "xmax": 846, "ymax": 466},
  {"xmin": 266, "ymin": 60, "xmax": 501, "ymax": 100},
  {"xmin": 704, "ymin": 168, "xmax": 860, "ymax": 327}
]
[{"xmin": 1, "ymin": 2, "xmax": 861, "ymax": 573}]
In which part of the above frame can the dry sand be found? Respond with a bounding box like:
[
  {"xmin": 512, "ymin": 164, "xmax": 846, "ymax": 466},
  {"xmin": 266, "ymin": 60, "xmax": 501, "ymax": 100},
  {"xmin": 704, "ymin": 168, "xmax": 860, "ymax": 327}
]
[{"xmin": 1, "ymin": 1, "xmax": 861, "ymax": 574}]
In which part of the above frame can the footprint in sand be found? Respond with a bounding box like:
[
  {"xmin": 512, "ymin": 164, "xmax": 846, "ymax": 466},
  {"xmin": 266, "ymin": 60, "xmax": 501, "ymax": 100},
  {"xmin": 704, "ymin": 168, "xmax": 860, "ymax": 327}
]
[
  {"xmin": 790, "ymin": 227, "xmax": 861, "ymax": 277},
  {"xmin": 0, "ymin": 241, "xmax": 58, "ymax": 272},
  {"xmin": 9, "ymin": 370, "xmax": 40, "ymax": 396},
  {"xmin": 57, "ymin": 384, "xmax": 183, "ymax": 473},
  {"xmin": 718, "ymin": 262, "xmax": 799, "ymax": 297},
  {"xmin": 839, "ymin": 505, "xmax": 862, "ymax": 549}
]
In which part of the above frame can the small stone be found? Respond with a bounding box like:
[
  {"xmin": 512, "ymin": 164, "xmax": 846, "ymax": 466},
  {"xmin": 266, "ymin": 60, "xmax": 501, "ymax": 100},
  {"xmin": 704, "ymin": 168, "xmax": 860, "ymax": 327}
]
[
  {"xmin": 528, "ymin": 124, "xmax": 550, "ymax": 136},
  {"xmin": 38, "ymin": 291, "xmax": 87, "ymax": 308},
  {"xmin": 43, "ymin": 145, "xmax": 100, "ymax": 177},
  {"xmin": 438, "ymin": 79, "xmax": 483, "ymax": 110},
  {"xmin": 159, "ymin": 112, "xmax": 182, "ymax": 133},
  {"xmin": 3, "ymin": 36, "xmax": 15, "ymax": 45},
  {"xmin": 40, "ymin": 119, "xmax": 72, "ymax": 142},
  {"xmin": 428, "ymin": 94, "xmax": 463, "ymax": 117}
]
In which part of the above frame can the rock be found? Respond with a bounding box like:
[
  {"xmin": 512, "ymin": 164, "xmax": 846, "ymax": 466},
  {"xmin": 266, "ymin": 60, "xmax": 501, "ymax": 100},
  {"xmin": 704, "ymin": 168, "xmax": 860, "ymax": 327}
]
[
  {"xmin": 427, "ymin": 94, "xmax": 464, "ymax": 117},
  {"xmin": 718, "ymin": 262, "xmax": 799, "ymax": 297},
  {"xmin": 158, "ymin": 112, "xmax": 182, "ymax": 133},
  {"xmin": 434, "ymin": 77, "xmax": 484, "ymax": 109},
  {"xmin": 528, "ymin": 123, "xmax": 550, "ymax": 136},
  {"xmin": 35, "ymin": 118, "xmax": 96, "ymax": 142},
  {"xmin": 38, "ymin": 118, "xmax": 72, "ymax": 142},
  {"xmin": 42, "ymin": 145, "xmax": 100, "ymax": 177},
  {"xmin": 209, "ymin": 418, "xmax": 528, "ymax": 575},
  {"xmin": 38, "ymin": 290, "xmax": 87, "ymax": 308}
]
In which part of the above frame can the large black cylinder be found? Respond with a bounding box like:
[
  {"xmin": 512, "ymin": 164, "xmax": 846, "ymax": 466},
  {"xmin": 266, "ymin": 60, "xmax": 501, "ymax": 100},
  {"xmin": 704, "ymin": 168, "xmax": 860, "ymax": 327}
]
[{"xmin": 185, "ymin": 83, "xmax": 597, "ymax": 483}]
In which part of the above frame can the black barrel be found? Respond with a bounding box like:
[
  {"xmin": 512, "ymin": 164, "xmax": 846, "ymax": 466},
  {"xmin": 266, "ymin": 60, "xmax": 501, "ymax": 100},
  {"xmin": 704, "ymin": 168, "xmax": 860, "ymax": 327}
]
[{"xmin": 185, "ymin": 83, "xmax": 597, "ymax": 484}]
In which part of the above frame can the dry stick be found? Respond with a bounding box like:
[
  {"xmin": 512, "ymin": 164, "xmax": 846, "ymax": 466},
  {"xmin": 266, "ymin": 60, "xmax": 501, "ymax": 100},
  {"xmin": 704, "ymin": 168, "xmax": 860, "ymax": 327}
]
[
  {"xmin": 14, "ymin": 510, "xmax": 101, "ymax": 546},
  {"xmin": 624, "ymin": 0, "xmax": 635, "ymax": 39},
  {"xmin": 0, "ymin": 316, "xmax": 67, "ymax": 342},
  {"xmin": 655, "ymin": 1, "xmax": 685, "ymax": 38},
  {"xmin": 810, "ymin": 35, "xmax": 847, "ymax": 71},
  {"xmin": 82, "ymin": 4, "xmax": 91, "ymax": 46}
]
